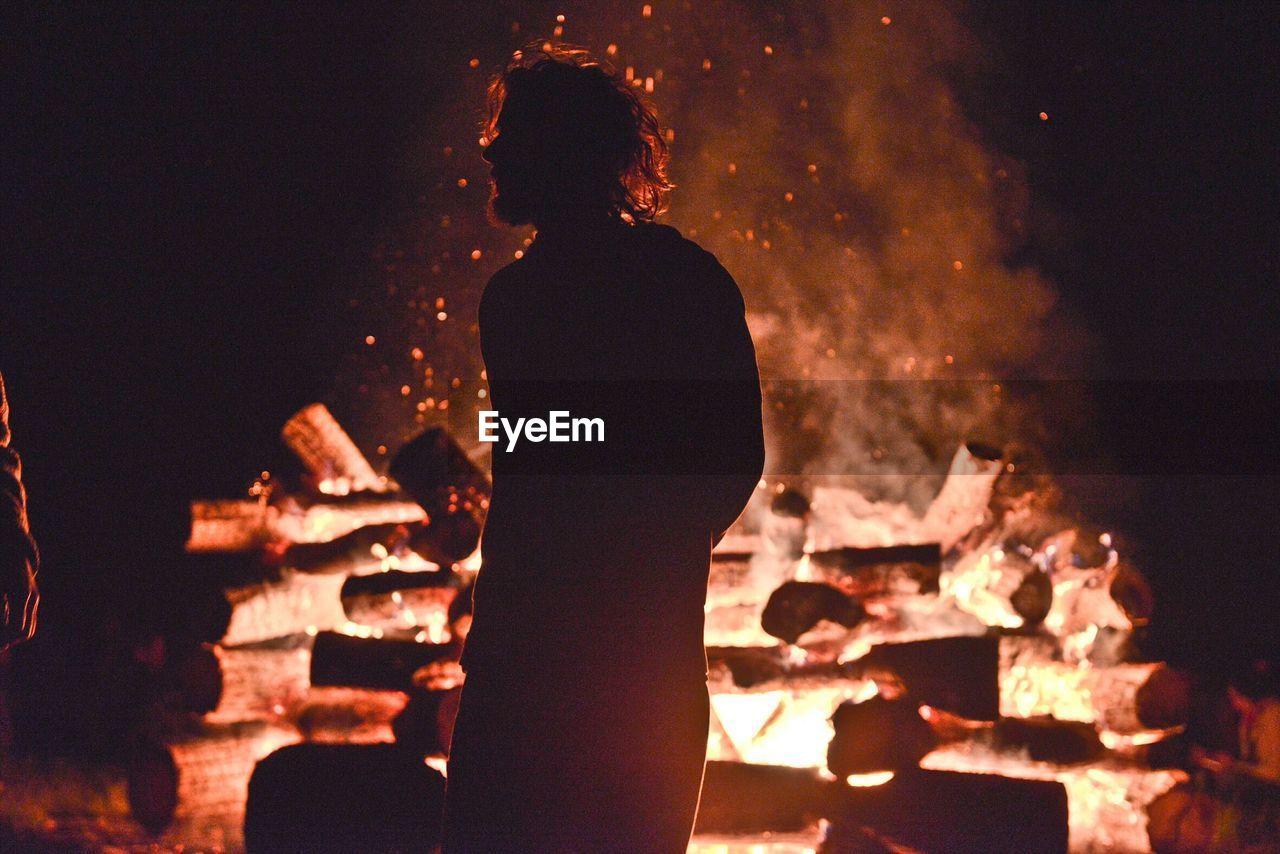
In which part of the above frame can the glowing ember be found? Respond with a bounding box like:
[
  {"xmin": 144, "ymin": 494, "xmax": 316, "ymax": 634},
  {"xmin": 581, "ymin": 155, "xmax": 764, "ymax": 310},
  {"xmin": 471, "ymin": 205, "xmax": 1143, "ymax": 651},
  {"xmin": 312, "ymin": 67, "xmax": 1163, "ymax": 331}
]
[{"xmin": 845, "ymin": 770, "xmax": 894, "ymax": 787}]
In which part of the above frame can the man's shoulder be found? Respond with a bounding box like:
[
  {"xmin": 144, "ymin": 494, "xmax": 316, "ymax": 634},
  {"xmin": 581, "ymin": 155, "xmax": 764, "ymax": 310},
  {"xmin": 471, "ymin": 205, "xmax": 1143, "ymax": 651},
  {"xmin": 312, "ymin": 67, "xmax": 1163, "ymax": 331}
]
[
  {"xmin": 635, "ymin": 221, "xmax": 718, "ymax": 265},
  {"xmin": 487, "ymin": 256, "xmax": 533, "ymax": 286},
  {"xmin": 480, "ymin": 258, "xmax": 533, "ymax": 309},
  {"xmin": 635, "ymin": 222, "xmax": 743, "ymax": 305}
]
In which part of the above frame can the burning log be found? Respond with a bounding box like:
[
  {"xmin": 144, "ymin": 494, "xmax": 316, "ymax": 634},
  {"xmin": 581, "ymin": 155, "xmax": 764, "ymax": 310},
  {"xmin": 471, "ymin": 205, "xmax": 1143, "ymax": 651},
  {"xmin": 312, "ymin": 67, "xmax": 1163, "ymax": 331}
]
[
  {"xmin": 704, "ymin": 492, "xmax": 818, "ymax": 646},
  {"xmin": 703, "ymin": 601, "xmax": 777, "ymax": 648},
  {"xmin": 806, "ymin": 443, "xmax": 1002, "ymax": 554},
  {"xmin": 693, "ymin": 761, "xmax": 833, "ymax": 835},
  {"xmin": 808, "ymin": 543, "xmax": 942, "ymax": 598},
  {"xmin": 705, "ymin": 644, "xmax": 903, "ymax": 695},
  {"xmin": 706, "ymin": 660, "xmax": 879, "ymax": 768},
  {"xmin": 127, "ymin": 720, "xmax": 298, "ymax": 833},
  {"xmin": 827, "ymin": 768, "xmax": 1069, "ymax": 854},
  {"xmin": 919, "ymin": 442, "xmax": 1004, "ymax": 553},
  {"xmin": 309, "ymin": 631, "xmax": 456, "ymax": 692},
  {"xmin": 999, "ymin": 652, "xmax": 1191, "ymax": 732},
  {"xmin": 921, "ymin": 743, "xmax": 1186, "ymax": 852},
  {"xmin": 829, "ymin": 696, "xmax": 1108, "ymax": 778},
  {"xmin": 340, "ymin": 569, "xmax": 460, "ymax": 635},
  {"xmin": 988, "ymin": 717, "xmax": 1106, "ymax": 765},
  {"xmin": 389, "ymin": 426, "xmax": 490, "ymax": 566},
  {"xmin": 186, "ymin": 499, "xmax": 274, "ymax": 553},
  {"xmin": 849, "ymin": 635, "xmax": 1000, "ymax": 721},
  {"xmin": 707, "ymin": 645, "xmax": 790, "ymax": 689},
  {"xmin": 705, "ymin": 550, "xmax": 803, "ymax": 648},
  {"xmin": 273, "ymin": 495, "xmax": 427, "ymax": 545},
  {"xmin": 281, "ymin": 403, "xmax": 385, "ymax": 494},
  {"xmin": 205, "ymin": 635, "xmax": 313, "ymax": 723},
  {"xmin": 944, "ymin": 545, "xmax": 1048, "ymax": 629},
  {"xmin": 186, "ymin": 496, "xmax": 425, "ymax": 553},
  {"xmin": 222, "ymin": 572, "xmax": 347, "ymax": 646},
  {"xmin": 292, "ymin": 686, "xmax": 409, "ymax": 744},
  {"xmin": 1011, "ymin": 568, "xmax": 1054, "ymax": 627},
  {"xmin": 828, "ymin": 697, "xmax": 938, "ymax": 777},
  {"xmin": 244, "ymin": 742, "xmax": 446, "ymax": 853},
  {"xmin": 761, "ymin": 580, "xmax": 865, "ymax": 644},
  {"xmin": 706, "ymin": 552, "xmax": 754, "ymax": 595},
  {"xmin": 1044, "ymin": 565, "xmax": 1140, "ymax": 659},
  {"xmin": 279, "ymin": 522, "xmax": 417, "ymax": 575}
]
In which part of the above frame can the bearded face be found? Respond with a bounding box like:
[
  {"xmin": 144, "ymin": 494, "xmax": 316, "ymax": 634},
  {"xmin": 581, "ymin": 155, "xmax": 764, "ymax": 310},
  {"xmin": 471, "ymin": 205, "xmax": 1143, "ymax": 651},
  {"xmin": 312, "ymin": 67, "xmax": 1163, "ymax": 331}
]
[{"xmin": 483, "ymin": 100, "xmax": 615, "ymax": 227}]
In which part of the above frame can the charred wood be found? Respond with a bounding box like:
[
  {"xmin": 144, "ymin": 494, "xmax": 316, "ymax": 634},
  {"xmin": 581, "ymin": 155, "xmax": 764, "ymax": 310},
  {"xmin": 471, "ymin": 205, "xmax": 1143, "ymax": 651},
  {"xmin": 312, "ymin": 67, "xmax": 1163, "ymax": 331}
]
[
  {"xmin": 808, "ymin": 543, "xmax": 942, "ymax": 598},
  {"xmin": 1011, "ymin": 568, "xmax": 1054, "ymax": 627},
  {"xmin": 390, "ymin": 427, "xmax": 490, "ymax": 566},
  {"xmin": 340, "ymin": 569, "xmax": 461, "ymax": 631},
  {"xmin": 826, "ymin": 768, "xmax": 1068, "ymax": 854},
  {"xmin": 127, "ymin": 721, "xmax": 298, "ymax": 833},
  {"xmin": 281, "ymin": 403, "xmax": 384, "ymax": 494},
  {"xmin": 988, "ymin": 717, "xmax": 1106, "ymax": 765},
  {"xmin": 849, "ymin": 635, "xmax": 1000, "ymax": 721},
  {"xmin": 292, "ymin": 687, "xmax": 408, "ymax": 744},
  {"xmin": 309, "ymin": 631, "xmax": 456, "ymax": 692},
  {"xmin": 244, "ymin": 742, "xmax": 445, "ymax": 853},
  {"xmin": 829, "ymin": 695, "xmax": 1109, "ymax": 778},
  {"xmin": 762, "ymin": 581, "xmax": 865, "ymax": 644},
  {"xmin": 828, "ymin": 697, "xmax": 938, "ymax": 777},
  {"xmin": 695, "ymin": 761, "xmax": 835, "ymax": 835}
]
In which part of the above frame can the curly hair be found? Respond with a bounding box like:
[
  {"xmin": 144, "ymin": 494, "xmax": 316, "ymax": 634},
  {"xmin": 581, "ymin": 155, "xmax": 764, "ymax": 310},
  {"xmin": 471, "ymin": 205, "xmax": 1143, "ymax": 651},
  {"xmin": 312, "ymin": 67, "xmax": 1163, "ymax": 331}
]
[{"xmin": 483, "ymin": 45, "xmax": 673, "ymax": 222}]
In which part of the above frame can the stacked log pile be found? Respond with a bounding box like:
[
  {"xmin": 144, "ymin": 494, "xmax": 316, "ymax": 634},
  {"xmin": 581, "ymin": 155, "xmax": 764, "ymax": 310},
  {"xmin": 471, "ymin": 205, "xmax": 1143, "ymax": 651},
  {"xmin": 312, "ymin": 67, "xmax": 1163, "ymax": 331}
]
[
  {"xmin": 136, "ymin": 419, "xmax": 1190, "ymax": 852},
  {"xmin": 700, "ymin": 442, "xmax": 1189, "ymax": 852},
  {"xmin": 128, "ymin": 405, "xmax": 479, "ymax": 847}
]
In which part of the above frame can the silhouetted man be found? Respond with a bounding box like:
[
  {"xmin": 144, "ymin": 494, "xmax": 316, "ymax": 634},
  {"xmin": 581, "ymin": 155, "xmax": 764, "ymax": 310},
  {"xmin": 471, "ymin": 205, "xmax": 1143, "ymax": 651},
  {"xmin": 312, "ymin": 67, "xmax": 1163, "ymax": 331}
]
[{"xmin": 441, "ymin": 48, "xmax": 764, "ymax": 852}]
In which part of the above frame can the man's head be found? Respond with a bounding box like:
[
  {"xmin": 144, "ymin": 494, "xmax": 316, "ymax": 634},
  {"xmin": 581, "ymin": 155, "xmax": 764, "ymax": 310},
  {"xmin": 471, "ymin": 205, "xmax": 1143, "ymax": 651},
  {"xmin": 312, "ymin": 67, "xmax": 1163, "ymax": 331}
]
[{"xmin": 482, "ymin": 46, "xmax": 672, "ymax": 227}]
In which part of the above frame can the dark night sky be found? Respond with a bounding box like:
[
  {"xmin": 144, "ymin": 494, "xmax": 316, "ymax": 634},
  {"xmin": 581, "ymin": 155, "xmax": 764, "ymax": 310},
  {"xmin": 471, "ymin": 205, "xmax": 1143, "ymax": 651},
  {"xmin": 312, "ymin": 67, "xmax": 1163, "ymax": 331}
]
[{"xmin": 2, "ymin": 1, "xmax": 1278, "ymax": 709}]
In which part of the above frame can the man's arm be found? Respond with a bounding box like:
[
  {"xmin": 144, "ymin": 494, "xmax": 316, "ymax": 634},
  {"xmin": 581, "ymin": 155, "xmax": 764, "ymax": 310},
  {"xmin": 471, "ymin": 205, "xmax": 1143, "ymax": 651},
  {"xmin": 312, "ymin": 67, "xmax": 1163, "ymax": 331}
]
[
  {"xmin": 0, "ymin": 372, "xmax": 39, "ymax": 649},
  {"xmin": 692, "ymin": 254, "xmax": 765, "ymax": 543}
]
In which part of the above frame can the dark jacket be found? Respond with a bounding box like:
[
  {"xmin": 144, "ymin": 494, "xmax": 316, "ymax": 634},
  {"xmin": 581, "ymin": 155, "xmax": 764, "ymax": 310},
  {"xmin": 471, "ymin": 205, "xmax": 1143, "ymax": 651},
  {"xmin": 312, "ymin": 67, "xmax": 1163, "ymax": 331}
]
[{"xmin": 462, "ymin": 220, "xmax": 764, "ymax": 678}]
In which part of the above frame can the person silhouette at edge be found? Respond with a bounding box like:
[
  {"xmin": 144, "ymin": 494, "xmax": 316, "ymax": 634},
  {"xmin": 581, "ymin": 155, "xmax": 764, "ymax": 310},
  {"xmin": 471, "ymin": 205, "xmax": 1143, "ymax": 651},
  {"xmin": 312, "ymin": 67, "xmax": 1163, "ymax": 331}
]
[
  {"xmin": 440, "ymin": 46, "xmax": 765, "ymax": 852},
  {"xmin": 0, "ymin": 371, "xmax": 38, "ymax": 652}
]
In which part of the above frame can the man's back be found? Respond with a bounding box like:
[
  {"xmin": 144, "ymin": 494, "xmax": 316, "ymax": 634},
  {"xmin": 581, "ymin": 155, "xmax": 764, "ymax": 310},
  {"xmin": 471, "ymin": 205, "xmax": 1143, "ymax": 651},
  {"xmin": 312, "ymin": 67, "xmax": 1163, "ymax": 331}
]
[{"xmin": 461, "ymin": 220, "xmax": 763, "ymax": 678}]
